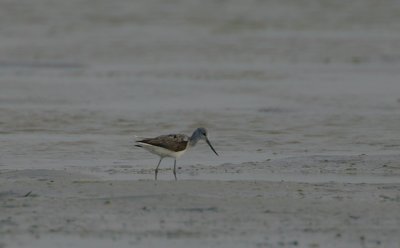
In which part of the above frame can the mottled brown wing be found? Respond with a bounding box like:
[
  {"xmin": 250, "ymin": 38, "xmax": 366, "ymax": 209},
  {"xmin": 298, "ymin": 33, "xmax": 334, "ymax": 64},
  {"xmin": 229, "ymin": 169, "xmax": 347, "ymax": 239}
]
[{"xmin": 139, "ymin": 134, "xmax": 188, "ymax": 152}]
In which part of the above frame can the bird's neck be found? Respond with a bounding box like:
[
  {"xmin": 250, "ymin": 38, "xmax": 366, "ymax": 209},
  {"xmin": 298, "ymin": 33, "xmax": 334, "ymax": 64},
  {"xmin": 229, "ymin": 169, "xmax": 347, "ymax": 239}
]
[{"xmin": 189, "ymin": 132, "xmax": 201, "ymax": 147}]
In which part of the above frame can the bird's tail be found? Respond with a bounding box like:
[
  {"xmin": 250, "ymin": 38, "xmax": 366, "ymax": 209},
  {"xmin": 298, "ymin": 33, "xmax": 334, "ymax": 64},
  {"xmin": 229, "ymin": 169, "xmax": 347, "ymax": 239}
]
[{"xmin": 133, "ymin": 135, "xmax": 147, "ymax": 148}]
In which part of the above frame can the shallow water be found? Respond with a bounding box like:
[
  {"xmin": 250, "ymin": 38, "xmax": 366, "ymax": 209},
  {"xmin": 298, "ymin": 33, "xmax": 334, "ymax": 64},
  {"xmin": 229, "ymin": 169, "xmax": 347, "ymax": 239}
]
[
  {"xmin": 1, "ymin": 62, "xmax": 400, "ymax": 183},
  {"xmin": 1, "ymin": 0, "xmax": 400, "ymax": 183}
]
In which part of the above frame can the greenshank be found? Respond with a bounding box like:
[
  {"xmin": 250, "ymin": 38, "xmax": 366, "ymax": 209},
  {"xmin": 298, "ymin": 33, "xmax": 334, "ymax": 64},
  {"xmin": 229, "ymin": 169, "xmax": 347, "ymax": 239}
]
[{"xmin": 135, "ymin": 127, "xmax": 218, "ymax": 180}]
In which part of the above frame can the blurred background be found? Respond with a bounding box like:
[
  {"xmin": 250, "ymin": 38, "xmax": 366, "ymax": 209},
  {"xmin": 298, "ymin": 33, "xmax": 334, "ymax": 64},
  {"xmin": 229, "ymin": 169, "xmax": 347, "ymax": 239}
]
[
  {"xmin": 2, "ymin": 0, "xmax": 400, "ymax": 64},
  {"xmin": 1, "ymin": 0, "xmax": 400, "ymax": 178}
]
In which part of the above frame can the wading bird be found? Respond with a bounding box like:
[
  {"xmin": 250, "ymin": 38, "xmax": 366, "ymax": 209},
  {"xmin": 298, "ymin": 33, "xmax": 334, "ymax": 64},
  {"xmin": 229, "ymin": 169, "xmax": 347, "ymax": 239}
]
[{"xmin": 135, "ymin": 127, "xmax": 218, "ymax": 180}]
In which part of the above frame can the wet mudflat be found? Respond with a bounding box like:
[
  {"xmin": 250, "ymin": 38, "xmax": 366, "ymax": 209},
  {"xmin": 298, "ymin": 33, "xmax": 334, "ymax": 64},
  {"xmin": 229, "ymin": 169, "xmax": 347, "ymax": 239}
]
[{"xmin": 1, "ymin": 0, "xmax": 400, "ymax": 247}]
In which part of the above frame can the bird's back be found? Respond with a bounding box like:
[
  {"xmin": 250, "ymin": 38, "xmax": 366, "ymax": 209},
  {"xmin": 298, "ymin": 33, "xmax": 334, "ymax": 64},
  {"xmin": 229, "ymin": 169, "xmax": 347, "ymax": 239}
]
[{"xmin": 137, "ymin": 134, "xmax": 189, "ymax": 152}]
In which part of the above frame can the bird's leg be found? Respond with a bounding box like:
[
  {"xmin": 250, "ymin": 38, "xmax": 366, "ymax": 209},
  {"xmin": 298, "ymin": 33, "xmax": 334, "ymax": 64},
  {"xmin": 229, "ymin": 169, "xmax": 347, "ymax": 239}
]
[
  {"xmin": 155, "ymin": 158, "xmax": 162, "ymax": 180},
  {"xmin": 173, "ymin": 159, "xmax": 177, "ymax": 181}
]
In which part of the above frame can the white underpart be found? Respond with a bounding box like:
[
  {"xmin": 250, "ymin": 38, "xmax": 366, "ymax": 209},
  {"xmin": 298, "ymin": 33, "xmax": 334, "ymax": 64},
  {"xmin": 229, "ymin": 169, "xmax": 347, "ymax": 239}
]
[{"xmin": 136, "ymin": 142, "xmax": 188, "ymax": 159}]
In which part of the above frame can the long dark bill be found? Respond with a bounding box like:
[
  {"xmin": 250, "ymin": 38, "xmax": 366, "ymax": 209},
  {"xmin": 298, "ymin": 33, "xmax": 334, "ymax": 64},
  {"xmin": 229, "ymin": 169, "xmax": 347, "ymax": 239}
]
[{"xmin": 206, "ymin": 138, "xmax": 219, "ymax": 156}]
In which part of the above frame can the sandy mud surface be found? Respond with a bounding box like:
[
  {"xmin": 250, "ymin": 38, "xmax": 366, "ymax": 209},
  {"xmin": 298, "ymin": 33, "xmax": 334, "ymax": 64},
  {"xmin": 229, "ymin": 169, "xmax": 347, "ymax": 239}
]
[
  {"xmin": 1, "ymin": 169, "xmax": 399, "ymax": 248},
  {"xmin": 1, "ymin": 0, "xmax": 400, "ymax": 247}
]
